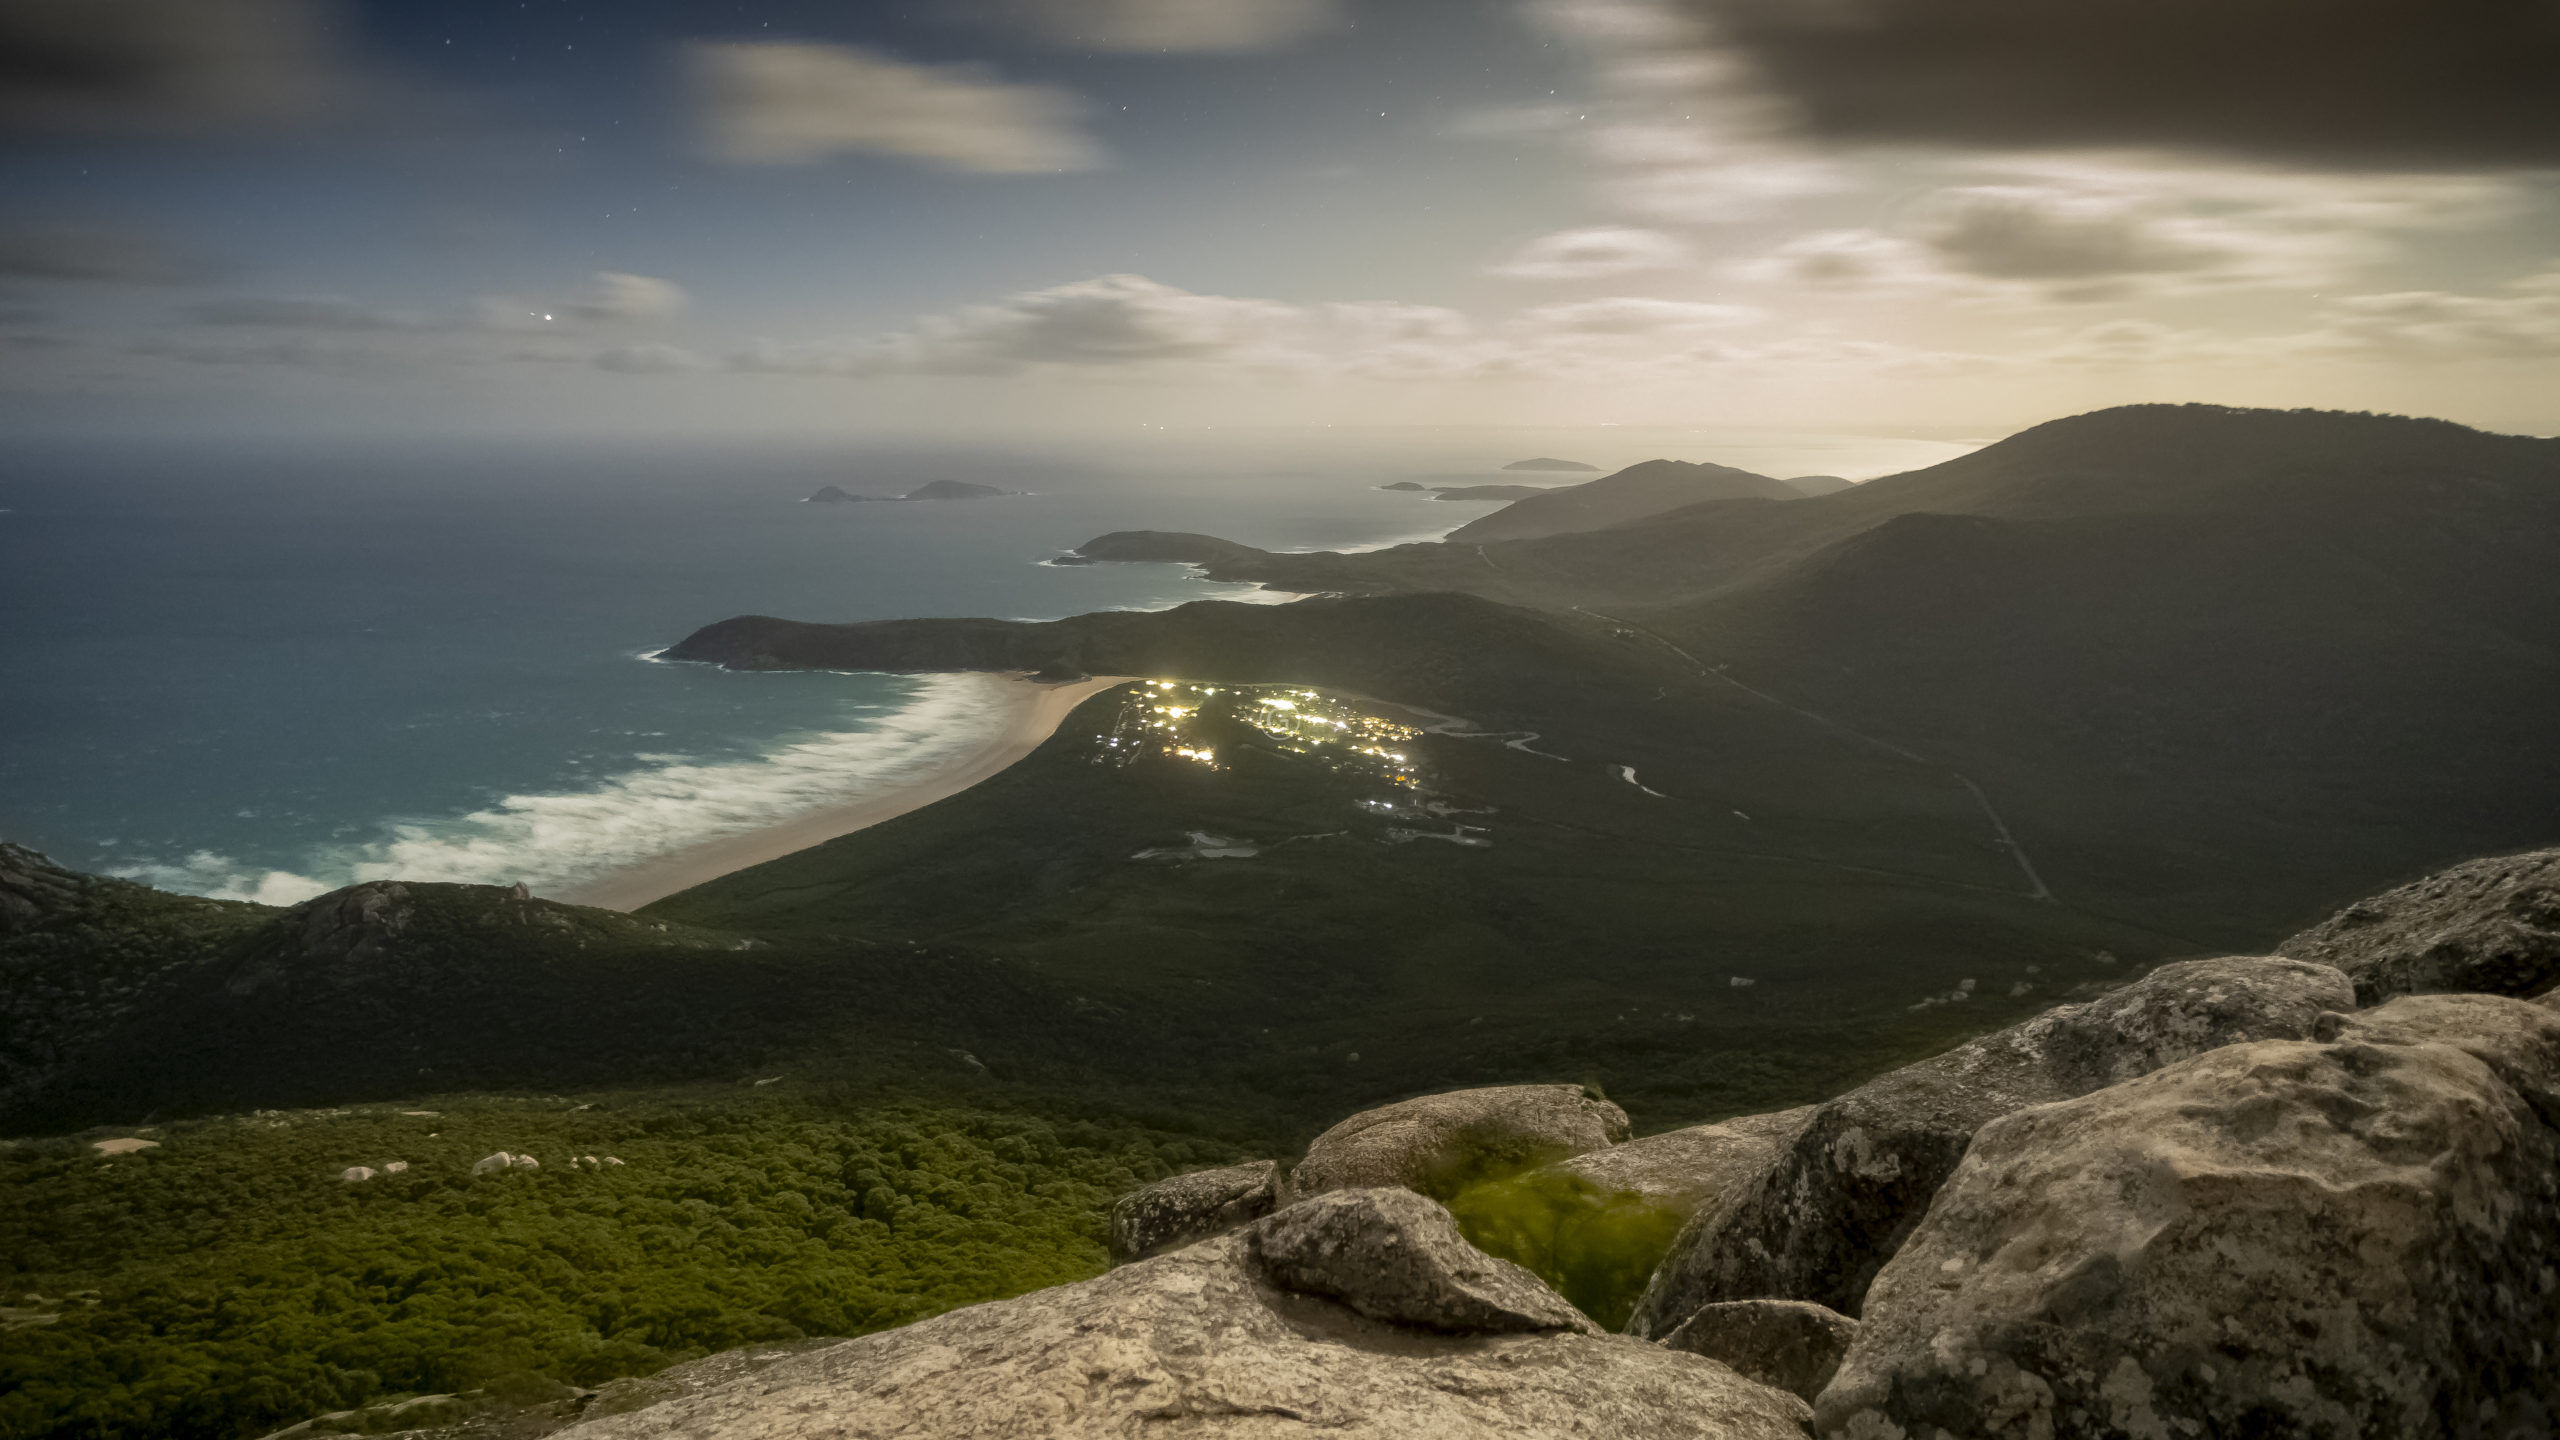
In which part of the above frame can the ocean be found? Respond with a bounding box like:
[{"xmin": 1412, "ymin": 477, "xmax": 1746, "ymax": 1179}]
[{"xmin": 0, "ymin": 426, "xmax": 1977, "ymax": 906}]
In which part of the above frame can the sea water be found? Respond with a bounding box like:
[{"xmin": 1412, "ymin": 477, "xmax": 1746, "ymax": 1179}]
[{"xmin": 0, "ymin": 426, "xmax": 1975, "ymax": 904}]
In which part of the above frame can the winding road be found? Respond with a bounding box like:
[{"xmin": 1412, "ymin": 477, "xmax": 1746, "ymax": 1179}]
[{"xmin": 1574, "ymin": 607, "xmax": 2057, "ymax": 903}]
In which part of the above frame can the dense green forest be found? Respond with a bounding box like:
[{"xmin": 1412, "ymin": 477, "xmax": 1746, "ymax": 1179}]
[{"xmin": 0, "ymin": 1089, "xmax": 1237, "ymax": 1440}]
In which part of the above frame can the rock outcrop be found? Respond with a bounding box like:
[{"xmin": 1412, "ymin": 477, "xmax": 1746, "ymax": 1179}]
[
  {"xmin": 284, "ymin": 882, "xmax": 415, "ymax": 970},
  {"xmin": 1817, "ymin": 992, "xmax": 2560, "ymax": 1438},
  {"xmin": 1665, "ymin": 1300, "xmax": 1860, "ymax": 1404},
  {"xmin": 1551, "ymin": 1106, "xmax": 1815, "ymax": 1222},
  {"xmin": 1249, "ymin": 1187, "xmax": 1597, "ymax": 1335},
  {"xmin": 0, "ymin": 842, "xmax": 84, "ymax": 933},
  {"xmin": 555, "ymin": 1202, "xmax": 1811, "ymax": 1439},
  {"xmin": 1291, "ymin": 1083, "xmax": 1630, "ymax": 1198},
  {"xmin": 2281, "ymin": 848, "xmax": 2560, "ymax": 1004},
  {"xmin": 1630, "ymin": 957, "xmax": 2355, "ymax": 1331},
  {"xmin": 1108, "ymin": 1160, "xmax": 1283, "ymax": 1263}
]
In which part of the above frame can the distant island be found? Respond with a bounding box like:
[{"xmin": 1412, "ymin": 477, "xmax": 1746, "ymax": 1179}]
[
  {"xmin": 1428, "ymin": 484, "xmax": 1551, "ymax": 502},
  {"xmin": 805, "ymin": 480, "xmax": 1021, "ymax": 504},
  {"xmin": 907, "ymin": 479, "xmax": 1018, "ymax": 501},
  {"xmin": 1503, "ymin": 457, "xmax": 1601, "ymax": 472},
  {"xmin": 1784, "ymin": 474, "xmax": 1856, "ymax": 496},
  {"xmin": 1378, "ymin": 480, "xmax": 1562, "ymax": 501}
]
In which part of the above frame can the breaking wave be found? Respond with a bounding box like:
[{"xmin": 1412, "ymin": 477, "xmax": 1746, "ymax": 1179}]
[{"xmin": 113, "ymin": 673, "xmax": 1015, "ymax": 906}]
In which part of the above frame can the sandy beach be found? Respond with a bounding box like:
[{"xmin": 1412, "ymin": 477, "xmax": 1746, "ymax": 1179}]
[{"xmin": 557, "ymin": 673, "xmax": 1131, "ymax": 912}]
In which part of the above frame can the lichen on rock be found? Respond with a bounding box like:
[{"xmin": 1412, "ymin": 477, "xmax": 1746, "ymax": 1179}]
[
  {"xmin": 1816, "ymin": 992, "xmax": 2560, "ymax": 1438},
  {"xmin": 1246, "ymin": 1187, "xmax": 1597, "ymax": 1335},
  {"xmin": 1108, "ymin": 1159, "xmax": 1283, "ymax": 1263},
  {"xmin": 2281, "ymin": 847, "xmax": 2560, "ymax": 1004},
  {"xmin": 1629, "ymin": 956, "xmax": 2356, "ymax": 1332},
  {"xmin": 1664, "ymin": 1299, "xmax": 1859, "ymax": 1404},
  {"xmin": 553, "ymin": 1204, "xmax": 1811, "ymax": 1439},
  {"xmin": 1290, "ymin": 1083, "xmax": 1631, "ymax": 1200}
]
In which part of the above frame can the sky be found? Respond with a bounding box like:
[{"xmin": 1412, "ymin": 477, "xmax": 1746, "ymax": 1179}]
[{"xmin": 2, "ymin": 0, "xmax": 2556, "ymax": 441}]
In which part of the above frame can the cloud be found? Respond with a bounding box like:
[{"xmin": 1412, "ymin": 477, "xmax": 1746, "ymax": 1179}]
[
  {"xmin": 1519, "ymin": 2, "xmax": 1843, "ymax": 224},
  {"xmin": 0, "ymin": 0, "xmax": 351, "ymax": 135},
  {"xmin": 2030, "ymin": 319, "xmax": 2241, "ymax": 370},
  {"xmin": 689, "ymin": 41, "xmax": 1103, "ymax": 172},
  {"xmin": 184, "ymin": 296, "xmax": 439, "ymax": 330},
  {"xmin": 1730, "ymin": 163, "xmax": 2496, "ymax": 304},
  {"xmin": 1921, "ymin": 191, "xmax": 2239, "ymax": 283},
  {"xmin": 475, "ymin": 272, "xmax": 690, "ymax": 329},
  {"xmin": 591, "ymin": 342, "xmax": 711, "ymax": 374},
  {"xmin": 726, "ymin": 274, "xmax": 1784, "ymax": 385},
  {"xmin": 1906, "ymin": 186, "xmax": 2372, "ymax": 300},
  {"xmin": 127, "ymin": 333, "xmax": 403, "ymax": 371},
  {"xmin": 1321, "ymin": 301, "xmax": 1474, "ymax": 344},
  {"xmin": 0, "ymin": 225, "xmax": 214, "ymax": 284},
  {"xmin": 1490, "ymin": 227, "xmax": 1692, "ymax": 280},
  {"xmin": 736, "ymin": 273, "xmax": 1307, "ymax": 377},
  {"xmin": 2288, "ymin": 273, "xmax": 2560, "ymax": 362},
  {"xmin": 1007, "ymin": 0, "xmax": 1338, "ymax": 52},
  {"xmin": 1513, "ymin": 296, "xmax": 1762, "ymax": 335},
  {"xmin": 565, "ymin": 272, "xmax": 689, "ymax": 322},
  {"xmin": 1440, "ymin": 104, "xmax": 1583, "ymax": 140},
  {"xmin": 1603, "ymin": 156, "xmax": 1843, "ymax": 223},
  {"xmin": 178, "ymin": 273, "xmax": 686, "ymax": 336},
  {"xmin": 1727, "ymin": 229, "xmax": 1960, "ymax": 296},
  {"xmin": 1660, "ymin": 0, "xmax": 2560, "ymax": 169}
]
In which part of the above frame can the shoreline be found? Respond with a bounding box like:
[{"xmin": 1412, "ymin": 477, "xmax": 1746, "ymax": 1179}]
[{"xmin": 554, "ymin": 672, "xmax": 1131, "ymax": 912}]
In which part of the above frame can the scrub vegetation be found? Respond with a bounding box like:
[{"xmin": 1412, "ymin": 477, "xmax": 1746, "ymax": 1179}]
[
  {"xmin": 1444, "ymin": 1169, "xmax": 1689, "ymax": 1332},
  {"xmin": 0, "ymin": 1091, "xmax": 1234, "ymax": 1440}
]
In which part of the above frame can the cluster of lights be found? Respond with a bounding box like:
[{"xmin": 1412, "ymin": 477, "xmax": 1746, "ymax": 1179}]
[
  {"xmin": 1088, "ymin": 680, "xmax": 1423, "ymax": 787},
  {"xmin": 1241, "ymin": 689, "xmax": 1421, "ymax": 787}
]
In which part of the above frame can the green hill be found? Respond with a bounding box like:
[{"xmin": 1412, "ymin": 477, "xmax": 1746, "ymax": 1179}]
[
  {"xmin": 985, "ymin": 405, "xmax": 2560, "ymax": 933},
  {"xmin": 1444, "ymin": 458, "xmax": 1805, "ymax": 543}
]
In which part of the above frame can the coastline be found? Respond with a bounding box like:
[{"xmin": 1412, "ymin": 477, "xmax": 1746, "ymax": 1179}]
[{"xmin": 555, "ymin": 672, "xmax": 1131, "ymax": 912}]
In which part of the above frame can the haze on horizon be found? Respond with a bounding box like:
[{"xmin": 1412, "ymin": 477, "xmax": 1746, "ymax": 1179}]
[{"xmin": 2, "ymin": 0, "xmax": 2556, "ymax": 443}]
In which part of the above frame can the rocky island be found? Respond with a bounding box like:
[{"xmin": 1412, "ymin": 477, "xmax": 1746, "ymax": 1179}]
[
  {"xmin": 804, "ymin": 479, "xmax": 1021, "ymax": 503},
  {"xmin": 1429, "ymin": 483, "xmax": 1554, "ymax": 502},
  {"xmin": 1377, "ymin": 480, "xmax": 1560, "ymax": 501}
]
